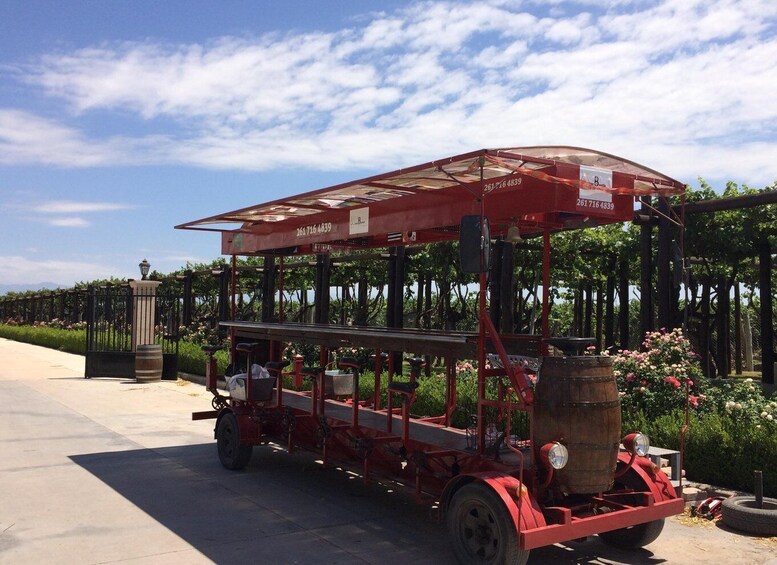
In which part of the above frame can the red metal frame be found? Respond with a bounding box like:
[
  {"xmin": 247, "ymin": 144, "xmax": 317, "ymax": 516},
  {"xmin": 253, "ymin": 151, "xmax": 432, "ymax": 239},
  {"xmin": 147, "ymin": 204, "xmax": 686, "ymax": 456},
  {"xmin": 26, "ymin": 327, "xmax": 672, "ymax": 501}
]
[
  {"xmin": 177, "ymin": 146, "xmax": 683, "ymax": 257},
  {"xmin": 183, "ymin": 146, "xmax": 686, "ymax": 556}
]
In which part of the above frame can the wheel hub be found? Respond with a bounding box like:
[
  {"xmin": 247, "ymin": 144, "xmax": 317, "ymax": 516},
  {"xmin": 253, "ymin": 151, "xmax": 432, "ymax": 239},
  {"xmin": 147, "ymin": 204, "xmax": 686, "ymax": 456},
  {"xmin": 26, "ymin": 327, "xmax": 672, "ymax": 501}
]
[{"xmin": 462, "ymin": 504, "xmax": 498, "ymax": 559}]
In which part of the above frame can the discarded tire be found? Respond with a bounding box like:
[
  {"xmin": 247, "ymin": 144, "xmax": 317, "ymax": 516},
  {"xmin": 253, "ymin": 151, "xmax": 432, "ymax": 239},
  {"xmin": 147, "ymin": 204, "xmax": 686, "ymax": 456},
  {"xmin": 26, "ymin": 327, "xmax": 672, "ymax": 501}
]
[{"xmin": 720, "ymin": 496, "xmax": 777, "ymax": 537}]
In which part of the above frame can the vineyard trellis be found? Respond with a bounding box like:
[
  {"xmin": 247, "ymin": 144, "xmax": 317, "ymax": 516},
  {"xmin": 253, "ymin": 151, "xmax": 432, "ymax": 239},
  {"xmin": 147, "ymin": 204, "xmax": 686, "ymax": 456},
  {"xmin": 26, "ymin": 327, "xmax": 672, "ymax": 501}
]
[{"xmin": 1, "ymin": 184, "xmax": 775, "ymax": 385}]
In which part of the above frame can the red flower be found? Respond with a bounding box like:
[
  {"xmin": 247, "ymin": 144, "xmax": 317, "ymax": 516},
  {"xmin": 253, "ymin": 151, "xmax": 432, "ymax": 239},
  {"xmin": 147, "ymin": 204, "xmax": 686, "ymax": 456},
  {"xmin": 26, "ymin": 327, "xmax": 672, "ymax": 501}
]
[{"xmin": 663, "ymin": 376, "xmax": 681, "ymax": 388}]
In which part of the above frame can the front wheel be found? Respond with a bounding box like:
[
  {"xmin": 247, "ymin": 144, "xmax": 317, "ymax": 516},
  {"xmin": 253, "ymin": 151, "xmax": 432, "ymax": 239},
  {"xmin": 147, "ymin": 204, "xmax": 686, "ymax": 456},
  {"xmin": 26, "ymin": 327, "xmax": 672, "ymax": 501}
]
[
  {"xmin": 217, "ymin": 412, "xmax": 253, "ymax": 470},
  {"xmin": 447, "ymin": 482, "xmax": 529, "ymax": 565},
  {"xmin": 598, "ymin": 518, "xmax": 665, "ymax": 549}
]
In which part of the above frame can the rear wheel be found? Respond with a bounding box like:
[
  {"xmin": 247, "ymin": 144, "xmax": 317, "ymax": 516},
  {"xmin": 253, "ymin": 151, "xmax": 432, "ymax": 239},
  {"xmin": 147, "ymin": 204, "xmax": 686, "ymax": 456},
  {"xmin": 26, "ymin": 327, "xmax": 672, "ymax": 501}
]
[
  {"xmin": 217, "ymin": 412, "xmax": 253, "ymax": 470},
  {"xmin": 447, "ymin": 482, "xmax": 529, "ymax": 565},
  {"xmin": 598, "ymin": 519, "xmax": 665, "ymax": 549}
]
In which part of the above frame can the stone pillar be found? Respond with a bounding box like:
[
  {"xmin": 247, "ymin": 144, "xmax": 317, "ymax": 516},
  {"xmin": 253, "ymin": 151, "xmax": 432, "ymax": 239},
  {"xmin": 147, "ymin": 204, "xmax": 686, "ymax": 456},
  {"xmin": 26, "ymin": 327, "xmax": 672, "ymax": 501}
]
[{"xmin": 129, "ymin": 280, "xmax": 161, "ymax": 350}]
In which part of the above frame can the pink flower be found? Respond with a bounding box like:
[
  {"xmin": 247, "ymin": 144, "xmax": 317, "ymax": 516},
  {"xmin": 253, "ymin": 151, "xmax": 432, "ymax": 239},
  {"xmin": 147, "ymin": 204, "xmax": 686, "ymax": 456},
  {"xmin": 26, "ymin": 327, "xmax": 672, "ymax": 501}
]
[
  {"xmin": 689, "ymin": 395, "xmax": 700, "ymax": 407},
  {"xmin": 626, "ymin": 372, "xmax": 636, "ymax": 382}
]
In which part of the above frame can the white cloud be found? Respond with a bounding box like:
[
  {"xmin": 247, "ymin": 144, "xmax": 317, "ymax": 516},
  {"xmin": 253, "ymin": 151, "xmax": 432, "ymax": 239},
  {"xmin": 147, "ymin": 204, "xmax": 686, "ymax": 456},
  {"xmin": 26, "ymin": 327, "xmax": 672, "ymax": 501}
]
[
  {"xmin": 0, "ymin": 109, "xmax": 166, "ymax": 167},
  {"xmin": 0, "ymin": 255, "xmax": 127, "ymax": 286},
  {"xmin": 544, "ymin": 13, "xmax": 592, "ymax": 45},
  {"xmin": 46, "ymin": 217, "xmax": 89, "ymax": 228},
  {"xmin": 1, "ymin": 0, "xmax": 775, "ymax": 187},
  {"xmin": 1, "ymin": 198, "xmax": 138, "ymax": 232},
  {"xmin": 37, "ymin": 200, "xmax": 136, "ymax": 214},
  {"xmin": 0, "ymin": 110, "xmax": 107, "ymax": 166}
]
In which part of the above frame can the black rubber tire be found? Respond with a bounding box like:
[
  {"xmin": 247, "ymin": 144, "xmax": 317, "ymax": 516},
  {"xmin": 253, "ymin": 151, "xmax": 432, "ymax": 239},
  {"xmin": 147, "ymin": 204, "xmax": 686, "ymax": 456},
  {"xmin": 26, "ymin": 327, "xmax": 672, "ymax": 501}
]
[
  {"xmin": 721, "ymin": 496, "xmax": 777, "ymax": 537},
  {"xmin": 598, "ymin": 519, "xmax": 665, "ymax": 549},
  {"xmin": 217, "ymin": 412, "xmax": 253, "ymax": 470},
  {"xmin": 447, "ymin": 482, "xmax": 530, "ymax": 565}
]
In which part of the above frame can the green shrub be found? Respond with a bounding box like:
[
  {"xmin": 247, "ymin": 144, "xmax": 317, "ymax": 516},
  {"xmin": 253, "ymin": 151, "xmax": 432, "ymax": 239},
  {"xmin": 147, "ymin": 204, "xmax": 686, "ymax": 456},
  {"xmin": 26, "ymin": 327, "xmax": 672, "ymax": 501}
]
[
  {"xmin": 623, "ymin": 409, "xmax": 776, "ymax": 497},
  {"xmin": 705, "ymin": 377, "xmax": 777, "ymax": 428},
  {"xmin": 177, "ymin": 340, "xmax": 229, "ymax": 376},
  {"xmin": 0, "ymin": 323, "xmax": 86, "ymax": 355}
]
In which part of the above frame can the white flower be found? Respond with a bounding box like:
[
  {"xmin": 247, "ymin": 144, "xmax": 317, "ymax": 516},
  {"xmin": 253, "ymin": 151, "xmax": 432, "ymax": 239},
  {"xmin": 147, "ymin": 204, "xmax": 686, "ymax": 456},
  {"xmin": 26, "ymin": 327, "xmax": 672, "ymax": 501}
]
[
  {"xmin": 768, "ymin": 415, "xmax": 774, "ymax": 422},
  {"xmin": 762, "ymin": 412, "xmax": 769, "ymax": 418},
  {"xmin": 744, "ymin": 378, "xmax": 753, "ymax": 383},
  {"xmin": 735, "ymin": 403, "xmax": 742, "ymax": 410}
]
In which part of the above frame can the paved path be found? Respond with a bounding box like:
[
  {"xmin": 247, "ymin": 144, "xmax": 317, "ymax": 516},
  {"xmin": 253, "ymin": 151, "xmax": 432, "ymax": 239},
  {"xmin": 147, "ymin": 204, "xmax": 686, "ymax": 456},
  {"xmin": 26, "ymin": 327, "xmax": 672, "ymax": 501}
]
[{"xmin": 0, "ymin": 338, "xmax": 775, "ymax": 564}]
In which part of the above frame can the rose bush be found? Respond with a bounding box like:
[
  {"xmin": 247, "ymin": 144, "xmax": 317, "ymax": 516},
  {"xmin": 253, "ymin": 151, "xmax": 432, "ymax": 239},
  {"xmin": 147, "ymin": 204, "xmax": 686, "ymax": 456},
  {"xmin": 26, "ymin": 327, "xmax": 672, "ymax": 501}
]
[
  {"xmin": 610, "ymin": 328, "xmax": 707, "ymax": 420},
  {"xmin": 705, "ymin": 377, "xmax": 777, "ymax": 430}
]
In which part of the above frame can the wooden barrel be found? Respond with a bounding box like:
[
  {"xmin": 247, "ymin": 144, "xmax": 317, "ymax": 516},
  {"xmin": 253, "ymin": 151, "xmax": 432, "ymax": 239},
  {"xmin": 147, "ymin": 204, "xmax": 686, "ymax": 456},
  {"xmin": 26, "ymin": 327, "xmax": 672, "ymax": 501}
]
[
  {"xmin": 532, "ymin": 356, "xmax": 621, "ymax": 494},
  {"xmin": 135, "ymin": 344, "xmax": 163, "ymax": 383}
]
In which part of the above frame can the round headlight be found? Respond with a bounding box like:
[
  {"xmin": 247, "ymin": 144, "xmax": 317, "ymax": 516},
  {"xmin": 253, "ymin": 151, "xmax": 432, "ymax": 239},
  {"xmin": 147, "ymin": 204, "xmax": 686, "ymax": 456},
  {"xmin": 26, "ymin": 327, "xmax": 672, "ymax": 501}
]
[
  {"xmin": 541, "ymin": 442, "xmax": 569, "ymax": 470},
  {"xmin": 623, "ymin": 432, "xmax": 650, "ymax": 457}
]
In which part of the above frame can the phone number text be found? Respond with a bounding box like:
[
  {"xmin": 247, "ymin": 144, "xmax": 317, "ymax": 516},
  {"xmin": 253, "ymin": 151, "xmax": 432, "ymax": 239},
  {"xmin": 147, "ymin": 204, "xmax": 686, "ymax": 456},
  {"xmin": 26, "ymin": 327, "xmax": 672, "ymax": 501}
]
[
  {"xmin": 296, "ymin": 222, "xmax": 333, "ymax": 237},
  {"xmin": 576, "ymin": 198, "xmax": 614, "ymax": 210}
]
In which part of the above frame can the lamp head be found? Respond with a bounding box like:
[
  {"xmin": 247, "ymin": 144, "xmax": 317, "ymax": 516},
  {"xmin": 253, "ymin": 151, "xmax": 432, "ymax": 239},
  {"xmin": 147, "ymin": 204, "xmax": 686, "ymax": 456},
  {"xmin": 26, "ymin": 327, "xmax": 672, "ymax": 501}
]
[{"xmin": 139, "ymin": 258, "xmax": 150, "ymax": 280}]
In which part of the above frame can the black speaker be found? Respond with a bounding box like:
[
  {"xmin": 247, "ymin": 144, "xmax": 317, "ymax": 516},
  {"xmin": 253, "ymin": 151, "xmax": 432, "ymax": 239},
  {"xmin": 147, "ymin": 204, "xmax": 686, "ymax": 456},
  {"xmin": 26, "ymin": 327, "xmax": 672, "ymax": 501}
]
[{"xmin": 459, "ymin": 215, "xmax": 491, "ymax": 273}]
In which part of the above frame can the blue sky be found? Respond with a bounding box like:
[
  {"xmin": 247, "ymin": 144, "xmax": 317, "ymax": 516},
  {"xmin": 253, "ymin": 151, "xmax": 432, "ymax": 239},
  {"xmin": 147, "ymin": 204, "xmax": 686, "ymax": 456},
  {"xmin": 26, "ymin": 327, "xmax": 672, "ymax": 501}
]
[{"xmin": 1, "ymin": 0, "xmax": 776, "ymax": 288}]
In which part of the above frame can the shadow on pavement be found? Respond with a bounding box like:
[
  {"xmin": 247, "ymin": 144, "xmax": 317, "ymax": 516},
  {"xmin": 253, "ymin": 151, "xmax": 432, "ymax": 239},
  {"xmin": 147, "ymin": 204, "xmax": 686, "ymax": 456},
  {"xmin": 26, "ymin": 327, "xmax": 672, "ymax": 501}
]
[{"xmin": 70, "ymin": 443, "xmax": 667, "ymax": 564}]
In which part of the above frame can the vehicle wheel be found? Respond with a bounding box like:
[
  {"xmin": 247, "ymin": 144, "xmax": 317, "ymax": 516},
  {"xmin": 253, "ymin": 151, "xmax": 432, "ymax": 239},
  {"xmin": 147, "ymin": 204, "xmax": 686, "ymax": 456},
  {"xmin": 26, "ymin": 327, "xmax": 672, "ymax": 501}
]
[
  {"xmin": 598, "ymin": 519, "xmax": 664, "ymax": 549},
  {"xmin": 447, "ymin": 482, "xmax": 529, "ymax": 565},
  {"xmin": 721, "ymin": 496, "xmax": 777, "ymax": 537},
  {"xmin": 217, "ymin": 412, "xmax": 252, "ymax": 470}
]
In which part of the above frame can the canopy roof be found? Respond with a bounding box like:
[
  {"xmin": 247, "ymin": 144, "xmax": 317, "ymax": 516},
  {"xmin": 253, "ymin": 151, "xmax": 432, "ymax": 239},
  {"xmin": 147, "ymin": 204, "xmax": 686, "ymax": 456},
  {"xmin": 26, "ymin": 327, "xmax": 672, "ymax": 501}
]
[{"xmin": 176, "ymin": 146, "xmax": 684, "ymax": 256}]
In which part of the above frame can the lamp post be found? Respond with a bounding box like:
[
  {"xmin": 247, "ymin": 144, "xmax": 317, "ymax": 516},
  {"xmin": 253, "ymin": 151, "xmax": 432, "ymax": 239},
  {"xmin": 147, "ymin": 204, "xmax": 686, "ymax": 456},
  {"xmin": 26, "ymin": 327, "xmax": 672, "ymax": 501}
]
[{"xmin": 139, "ymin": 258, "xmax": 150, "ymax": 280}]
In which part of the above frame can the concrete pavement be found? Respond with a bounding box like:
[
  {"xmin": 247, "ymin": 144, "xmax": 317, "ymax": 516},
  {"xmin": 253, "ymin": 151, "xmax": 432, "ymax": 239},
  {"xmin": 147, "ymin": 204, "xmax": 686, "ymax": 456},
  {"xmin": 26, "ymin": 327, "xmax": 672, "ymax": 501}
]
[{"xmin": 1, "ymin": 337, "xmax": 775, "ymax": 564}]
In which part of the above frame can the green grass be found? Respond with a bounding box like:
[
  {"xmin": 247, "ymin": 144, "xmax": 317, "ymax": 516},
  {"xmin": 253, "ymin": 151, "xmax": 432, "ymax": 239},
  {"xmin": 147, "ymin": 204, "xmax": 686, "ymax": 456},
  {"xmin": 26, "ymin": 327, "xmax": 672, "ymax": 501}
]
[{"xmin": 0, "ymin": 324, "xmax": 229, "ymax": 378}]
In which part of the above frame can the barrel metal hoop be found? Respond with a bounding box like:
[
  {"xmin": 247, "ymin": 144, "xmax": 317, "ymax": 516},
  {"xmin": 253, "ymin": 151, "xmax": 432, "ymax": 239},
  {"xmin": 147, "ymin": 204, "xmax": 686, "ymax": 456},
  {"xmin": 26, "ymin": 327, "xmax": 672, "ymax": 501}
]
[
  {"xmin": 560, "ymin": 400, "xmax": 620, "ymax": 409},
  {"xmin": 542, "ymin": 357, "xmax": 613, "ymax": 367},
  {"xmin": 549, "ymin": 375, "xmax": 614, "ymax": 383}
]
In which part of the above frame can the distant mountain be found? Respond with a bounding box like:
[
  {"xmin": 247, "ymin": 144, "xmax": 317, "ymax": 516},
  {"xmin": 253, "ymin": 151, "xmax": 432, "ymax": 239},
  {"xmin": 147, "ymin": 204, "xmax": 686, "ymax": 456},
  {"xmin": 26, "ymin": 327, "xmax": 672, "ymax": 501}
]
[{"xmin": 0, "ymin": 283, "xmax": 64, "ymax": 295}]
